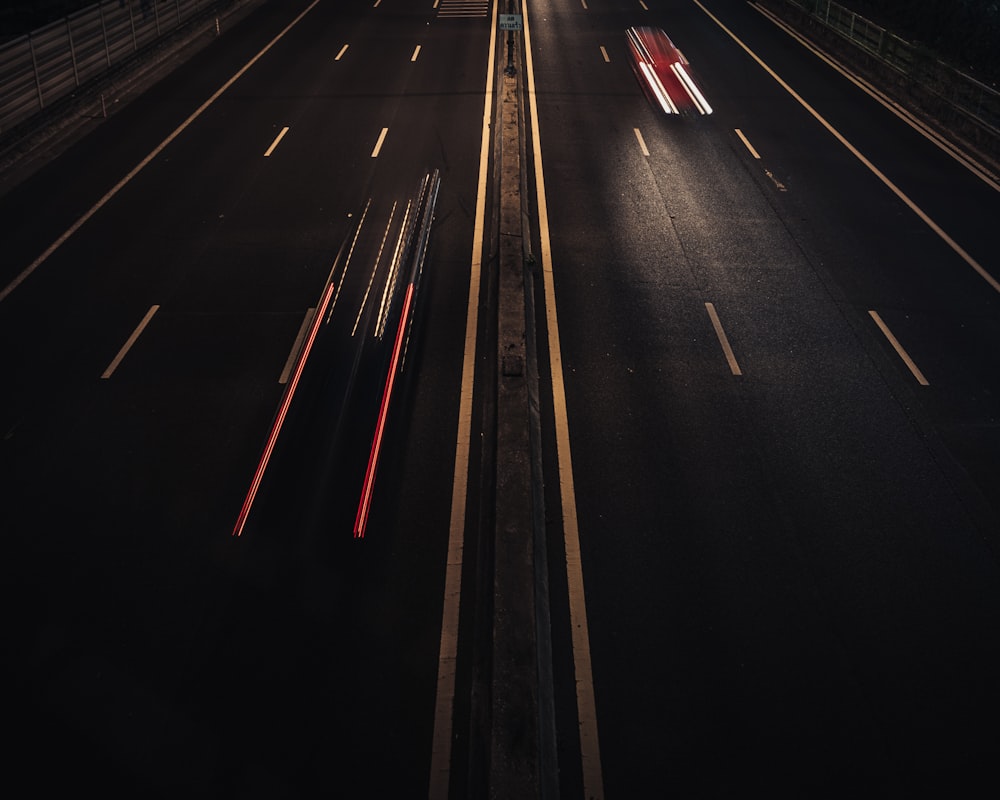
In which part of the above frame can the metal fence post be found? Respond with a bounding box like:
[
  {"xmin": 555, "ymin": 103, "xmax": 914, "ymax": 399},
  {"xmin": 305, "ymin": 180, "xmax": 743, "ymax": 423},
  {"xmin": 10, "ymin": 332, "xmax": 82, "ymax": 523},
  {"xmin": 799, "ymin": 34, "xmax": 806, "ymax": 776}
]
[
  {"xmin": 28, "ymin": 33, "xmax": 45, "ymax": 111},
  {"xmin": 67, "ymin": 18, "xmax": 81, "ymax": 87},
  {"xmin": 128, "ymin": 1, "xmax": 138, "ymax": 53},
  {"xmin": 99, "ymin": 1, "xmax": 112, "ymax": 68}
]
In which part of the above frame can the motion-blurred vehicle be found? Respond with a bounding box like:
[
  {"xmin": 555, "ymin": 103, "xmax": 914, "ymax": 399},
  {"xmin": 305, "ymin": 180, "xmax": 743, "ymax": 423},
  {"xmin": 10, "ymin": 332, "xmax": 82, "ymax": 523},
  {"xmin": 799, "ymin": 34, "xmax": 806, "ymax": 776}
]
[{"xmin": 626, "ymin": 26, "xmax": 713, "ymax": 115}]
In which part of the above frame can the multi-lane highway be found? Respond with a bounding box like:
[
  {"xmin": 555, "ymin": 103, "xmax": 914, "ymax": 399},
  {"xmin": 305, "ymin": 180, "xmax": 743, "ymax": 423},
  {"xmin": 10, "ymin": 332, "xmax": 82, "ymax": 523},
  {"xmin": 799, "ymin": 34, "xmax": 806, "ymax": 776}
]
[{"xmin": 3, "ymin": 1, "xmax": 1000, "ymax": 797}]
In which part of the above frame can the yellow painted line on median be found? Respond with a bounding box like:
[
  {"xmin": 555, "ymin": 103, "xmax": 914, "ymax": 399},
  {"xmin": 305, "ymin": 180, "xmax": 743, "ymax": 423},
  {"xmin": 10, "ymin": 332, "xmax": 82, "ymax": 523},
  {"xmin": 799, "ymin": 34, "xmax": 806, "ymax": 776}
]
[
  {"xmin": 524, "ymin": 2, "xmax": 605, "ymax": 797},
  {"xmin": 0, "ymin": 0, "xmax": 323, "ymax": 305},
  {"xmin": 428, "ymin": 4, "xmax": 498, "ymax": 797},
  {"xmin": 693, "ymin": 0, "xmax": 1000, "ymax": 296}
]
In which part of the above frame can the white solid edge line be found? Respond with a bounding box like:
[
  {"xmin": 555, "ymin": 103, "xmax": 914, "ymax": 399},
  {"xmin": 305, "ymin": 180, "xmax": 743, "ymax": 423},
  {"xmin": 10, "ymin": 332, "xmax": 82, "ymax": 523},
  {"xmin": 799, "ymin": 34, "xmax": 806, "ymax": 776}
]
[
  {"xmin": 0, "ymin": 0, "xmax": 323, "ymax": 306},
  {"xmin": 427, "ymin": 3, "xmax": 497, "ymax": 797},
  {"xmin": 524, "ymin": 2, "xmax": 605, "ymax": 798},
  {"xmin": 705, "ymin": 302, "xmax": 743, "ymax": 376},
  {"xmin": 751, "ymin": 1, "xmax": 1000, "ymax": 192},
  {"xmin": 869, "ymin": 310, "xmax": 930, "ymax": 385},
  {"xmin": 279, "ymin": 307, "xmax": 316, "ymax": 385},
  {"xmin": 101, "ymin": 304, "xmax": 159, "ymax": 379},
  {"xmin": 263, "ymin": 126, "xmax": 289, "ymax": 157},
  {"xmin": 693, "ymin": 0, "xmax": 1000, "ymax": 296}
]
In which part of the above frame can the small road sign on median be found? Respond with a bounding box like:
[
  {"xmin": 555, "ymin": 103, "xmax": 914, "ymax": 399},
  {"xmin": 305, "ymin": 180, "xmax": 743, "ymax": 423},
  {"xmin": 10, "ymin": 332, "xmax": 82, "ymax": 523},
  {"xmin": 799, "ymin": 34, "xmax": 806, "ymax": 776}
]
[{"xmin": 498, "ymin": 14, "xmax": 523, "ymax": 31}]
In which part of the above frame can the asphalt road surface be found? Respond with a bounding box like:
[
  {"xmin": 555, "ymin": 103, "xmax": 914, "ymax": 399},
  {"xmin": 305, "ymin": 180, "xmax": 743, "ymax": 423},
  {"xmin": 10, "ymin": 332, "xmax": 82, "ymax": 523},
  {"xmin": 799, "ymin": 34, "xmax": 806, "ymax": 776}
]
[{"xmin": 3, "ymin": 1, "xmax": 1000, "ymax": 798}]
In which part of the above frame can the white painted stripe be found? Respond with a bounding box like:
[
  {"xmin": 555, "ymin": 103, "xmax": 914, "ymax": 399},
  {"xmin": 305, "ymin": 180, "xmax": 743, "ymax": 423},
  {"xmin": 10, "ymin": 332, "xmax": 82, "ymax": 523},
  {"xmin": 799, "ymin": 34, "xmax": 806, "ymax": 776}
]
[
  {"xmin": 639, "ymin": 0, "xmax": 649, "ymax": 9},
  {"xmin": 428, "ymin": 5, "xmax": 497, "ymax": 798},
  {"xmin": 694, "ymin": 0, "xmax": 1000, "ymax": 296},
  {"xmin": 411, "ymin": 44, "xmax": 421, "ymax": 62},
  {"xmin": 869, "ymin": 310, "xmax": 929, "ymax": 385},
  {"xmin": 263, "ymin": 126, "xmax": 289, "ymax": 157},
  {"xmin": 581, "ymin": 0, "xmax": 589, "ymax": 9},
  {"xmin": 335, "ymin": 43, "xmax": 348, "ymax": 61},
  {"xmin": 279, "ymin": 308, "xmax": 316, "ymax": 384},
  {"xmin": 735, "ymin": 128, "xmax": 761, "ymax": 159},
  {"xmin": 373, "ymin": 0, "xmax": 381, "ymax": 7},
  {"xmin": 600, "ymin": 45, "xmax": 610, "ymax": 63},
  {"xmin": 524, "ymin": 2, "xmax": 605, "ymax": 797},
  {"xmin": 705, "ymin": 302, "xmax": 743, "ymax": 376},
  {"xmin": 752, "ymin": 2, "xmax": 999, "ymax": 191},
  {"xmin": 371, "ymin": 126, "xmax": 389, "ymax": 158},
  {"xmin": 101, "ymin": 304, "xmax": 159, "ymax": 379},
  {"xmin": 0, "ymin": 0, "xmax": 323, "ymax": 305},
  {"xmin": 634, "ymin": 127, "xmax": 650, "ymax": 156}
]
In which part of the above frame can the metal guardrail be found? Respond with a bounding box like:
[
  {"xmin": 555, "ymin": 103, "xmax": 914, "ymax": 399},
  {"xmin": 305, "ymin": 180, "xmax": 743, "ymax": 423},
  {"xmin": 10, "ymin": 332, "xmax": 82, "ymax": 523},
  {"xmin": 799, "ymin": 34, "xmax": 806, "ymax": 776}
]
[
  {"xmin": 763, "ymin": 0, "xmax": 1000, "ymax": 157},
  {"xmin": 0, "ymin": 0, "xmax": 223, "ymax": 135}
]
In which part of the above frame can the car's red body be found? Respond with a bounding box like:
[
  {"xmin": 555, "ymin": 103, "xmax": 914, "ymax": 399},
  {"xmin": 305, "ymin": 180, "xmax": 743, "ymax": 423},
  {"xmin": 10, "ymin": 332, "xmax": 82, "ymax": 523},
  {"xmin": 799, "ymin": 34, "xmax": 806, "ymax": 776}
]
[{"xmin": 626, "ymin": 26, "xmax": 713, "ymax": 116}]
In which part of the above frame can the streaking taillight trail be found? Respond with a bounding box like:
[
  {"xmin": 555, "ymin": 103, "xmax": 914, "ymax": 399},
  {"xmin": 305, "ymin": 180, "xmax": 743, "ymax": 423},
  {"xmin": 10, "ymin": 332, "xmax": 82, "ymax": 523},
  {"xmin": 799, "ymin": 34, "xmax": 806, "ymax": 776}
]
[
  {"xmin": 233, "ymin": 280, "xmax": 337, "ymax": 537},
  {"xmin": 355, "ymin": 169, "xmax": 441, "ymax": 538}
]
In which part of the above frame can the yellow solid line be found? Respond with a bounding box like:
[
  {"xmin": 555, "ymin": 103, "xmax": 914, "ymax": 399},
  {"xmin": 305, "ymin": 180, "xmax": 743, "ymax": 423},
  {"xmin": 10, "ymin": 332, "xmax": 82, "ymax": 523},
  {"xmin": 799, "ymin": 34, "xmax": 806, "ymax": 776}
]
[
  {"xmin": 693, "ymin": 0, "xmax": 1000, "ymax": 296},
  {"xmin": 428, "ymin": 4, "xmax": 498, "ymax": 796},
  {"xmin": 524, "ymin": 2, "xmax": 605, "ymax": 797},
  {"xmin": 869, "ymin": 310, "xmax": 930, "ymax": 385},
  {"xmin": 0, "ymin": 0, "xmax": 323, "ymax": 305}
]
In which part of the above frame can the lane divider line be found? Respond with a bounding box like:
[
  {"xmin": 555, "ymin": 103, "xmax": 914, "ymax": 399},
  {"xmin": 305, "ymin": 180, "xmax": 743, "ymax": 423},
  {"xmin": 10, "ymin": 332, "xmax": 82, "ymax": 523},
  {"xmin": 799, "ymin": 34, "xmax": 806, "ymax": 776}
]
[
  {"xmin": 751, "ymin": 1, "xmax": 1000, "ymax": 191},
  {"xmin": 335, "ymin": 44, "xmax": 349, "ymax": 61},
  {"xmin": 735, "ymin": 127, "xmax": 761, "ymax": 159},
  {"xmin": 634, "ymin": 127, "xmax": 650, "ymax": 156},
  {"xmin": 705, "ymin": 302, "xmax": 743, "ymax": 376},
  {"xmin": 0, "ymin": 0, "xmax": 323, "ymax": 306},
  {"xmin": 371, "ymin": 126, "xmax": 389, "ymax": 158},
  {"xmin": 279, "ymin": 307, "xmax": 316, "ymax": 384},
  {"xmin": 600, "ymin": 45, "xmax": 610, "ymax": 63},
  {"xmin": 101, "ymin": 304, "xmax": 159, "ymax": 379},
  {"xmin": 693, "ymin": 0, "xmax": 1000, "ymax": 296},
  {"xmin": 869, "ymin": 310, "xmax": 930, "ymax": 385},
  {"xmin": 523, "ymin": 1, "xmax": 606, "ymax": 796},
  {"xmin": 411, "ymin": 44, "xmax": 421, "ymax": 62},
  {"xmin": 705, "ymin": 303, "xmax": 743, "ymax": 375},
  {"xmin": 263, "ymin": 126, "xmax": 289, "ymax": 157},
  {"xmin": 428, "ymin": 0, "xmax": 498, "ymax": 794}
]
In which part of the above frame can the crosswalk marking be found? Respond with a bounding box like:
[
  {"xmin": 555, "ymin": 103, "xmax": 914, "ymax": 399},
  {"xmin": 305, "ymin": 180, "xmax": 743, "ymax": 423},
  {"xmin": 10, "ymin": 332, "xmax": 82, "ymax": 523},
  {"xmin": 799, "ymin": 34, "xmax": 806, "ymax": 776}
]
[{"xmin": 437, "ymin": 0, "xmax": 489, "ymax": 18}]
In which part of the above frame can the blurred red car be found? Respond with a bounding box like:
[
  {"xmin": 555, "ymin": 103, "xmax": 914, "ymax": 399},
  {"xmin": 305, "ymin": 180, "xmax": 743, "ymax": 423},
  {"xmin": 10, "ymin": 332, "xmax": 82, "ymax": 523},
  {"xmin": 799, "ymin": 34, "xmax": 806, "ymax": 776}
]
[{"xmin": 626, "ymin": 26, "xmax": 713, "ymax": 115}]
